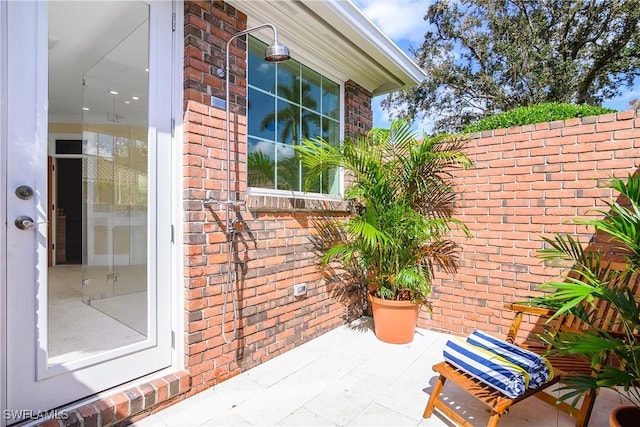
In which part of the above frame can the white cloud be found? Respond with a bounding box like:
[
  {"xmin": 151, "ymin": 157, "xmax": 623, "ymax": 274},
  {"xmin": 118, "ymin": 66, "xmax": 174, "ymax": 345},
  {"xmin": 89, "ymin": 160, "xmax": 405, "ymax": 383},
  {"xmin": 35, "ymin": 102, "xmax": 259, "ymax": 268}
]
[
  {"xmin": 353, "ymin": 0, "xmax": 431, "ymax": 46},
  {"xmin": 249, "ymin": 139, "xmax": 294, "ymax": 160},
  {"xmin": 353, "ymin": 1, "xmax": 433, "ymax": 132}
]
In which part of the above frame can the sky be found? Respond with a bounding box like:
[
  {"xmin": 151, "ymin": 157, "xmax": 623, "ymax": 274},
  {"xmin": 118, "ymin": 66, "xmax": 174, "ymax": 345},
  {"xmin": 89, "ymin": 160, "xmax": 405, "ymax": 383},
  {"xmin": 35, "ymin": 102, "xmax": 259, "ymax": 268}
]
[{"xmin": 352, "ymin": 0, "xmax": 640, "ymax": 132}]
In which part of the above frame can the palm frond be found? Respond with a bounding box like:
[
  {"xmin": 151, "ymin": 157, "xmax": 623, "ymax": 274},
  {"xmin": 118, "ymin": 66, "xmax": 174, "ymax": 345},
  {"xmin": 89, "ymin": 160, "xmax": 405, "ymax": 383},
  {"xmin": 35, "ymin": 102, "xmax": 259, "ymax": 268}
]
[
  {"xmin": 297, "ymin": 119, "xmax": 471, "ymax": 306},
  {"xmin": 343, "ymin": 216, "xmax": 391, "ymax": 254},
  {"xmin": 532, "ymin": 173, "xmax": 640, "ymax": 408}
]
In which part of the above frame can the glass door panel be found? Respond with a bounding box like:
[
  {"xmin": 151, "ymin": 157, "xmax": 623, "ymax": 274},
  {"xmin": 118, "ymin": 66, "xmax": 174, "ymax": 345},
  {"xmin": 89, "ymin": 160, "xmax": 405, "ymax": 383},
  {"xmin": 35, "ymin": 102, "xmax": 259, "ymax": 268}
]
[
  {"xmin": 81, "ymin": 10, "xmax": 150, "ymax": 337},
  {"xmin": 47, "ymin": 1, "xmax": 150, "ymax": 366}
]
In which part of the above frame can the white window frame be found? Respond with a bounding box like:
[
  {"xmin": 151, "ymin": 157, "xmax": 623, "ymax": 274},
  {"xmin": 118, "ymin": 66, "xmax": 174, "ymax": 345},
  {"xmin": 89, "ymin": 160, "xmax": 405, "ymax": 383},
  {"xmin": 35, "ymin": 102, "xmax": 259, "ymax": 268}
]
[{"xmin": 246, "ymin": 37, "xmax": 345, "ymax": 200}]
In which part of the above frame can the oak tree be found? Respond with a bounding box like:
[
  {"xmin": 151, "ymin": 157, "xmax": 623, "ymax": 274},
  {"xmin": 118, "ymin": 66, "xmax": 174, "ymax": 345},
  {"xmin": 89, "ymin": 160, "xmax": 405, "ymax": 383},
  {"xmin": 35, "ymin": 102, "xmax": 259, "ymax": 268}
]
[{"xmin": 384, "ymin": 0, "xmax": 640, "ymax": 133}]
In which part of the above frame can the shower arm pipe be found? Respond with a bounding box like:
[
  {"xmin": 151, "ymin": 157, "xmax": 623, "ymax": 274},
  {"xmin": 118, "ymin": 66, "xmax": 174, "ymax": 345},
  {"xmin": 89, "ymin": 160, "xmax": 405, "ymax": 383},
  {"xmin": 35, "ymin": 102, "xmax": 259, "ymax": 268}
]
[
  {"xmin": 220, "ymin": 24, "xmax": 288, "ymax": 343},
  {"xmin": 224, "ymin": 24, "xmax": 281, "ymax": 207}
]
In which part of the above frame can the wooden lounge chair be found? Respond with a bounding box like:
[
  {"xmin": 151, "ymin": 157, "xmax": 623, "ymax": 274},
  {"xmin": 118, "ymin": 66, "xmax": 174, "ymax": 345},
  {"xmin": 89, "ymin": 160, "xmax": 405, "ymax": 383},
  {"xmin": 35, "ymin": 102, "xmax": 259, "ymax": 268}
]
[{"xmin": 423, "ymin": 261, "xmax": 637, "ymax": 427}]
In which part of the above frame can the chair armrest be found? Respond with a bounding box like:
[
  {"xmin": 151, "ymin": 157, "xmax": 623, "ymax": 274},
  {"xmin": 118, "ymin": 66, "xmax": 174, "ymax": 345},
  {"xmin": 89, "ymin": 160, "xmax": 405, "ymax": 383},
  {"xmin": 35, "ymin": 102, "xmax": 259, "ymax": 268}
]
[
  {"xmin": 504, "ymin": 303, "xmax": 558, "ymax": 317},
  {"xmin": 504, "ymin": 303, "xmax": 559, "ymax": 345}
]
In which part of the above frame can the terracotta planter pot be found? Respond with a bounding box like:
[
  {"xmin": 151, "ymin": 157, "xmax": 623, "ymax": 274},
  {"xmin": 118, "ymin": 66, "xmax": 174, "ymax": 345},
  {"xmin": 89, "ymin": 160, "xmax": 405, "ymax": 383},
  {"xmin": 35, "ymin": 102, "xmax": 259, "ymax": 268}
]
[
  {"xmin": 369, "ymin": 293, "xmax": 419, "ymax": 344},
  {"xmin": 609, "ymin": 406, "xmax": 640, "ymax": 427}
]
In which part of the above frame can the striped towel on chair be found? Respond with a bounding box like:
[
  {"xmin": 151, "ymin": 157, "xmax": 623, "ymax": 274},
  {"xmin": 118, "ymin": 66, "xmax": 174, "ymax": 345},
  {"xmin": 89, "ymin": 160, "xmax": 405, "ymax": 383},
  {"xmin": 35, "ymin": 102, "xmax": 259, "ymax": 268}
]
[
  {"xmin": 466, "ymin": 330, "xmax": 554, "ymax": 389},
  {"xmin": 443, "ymin": 338, "xmax": 529, "ymax": 398}
]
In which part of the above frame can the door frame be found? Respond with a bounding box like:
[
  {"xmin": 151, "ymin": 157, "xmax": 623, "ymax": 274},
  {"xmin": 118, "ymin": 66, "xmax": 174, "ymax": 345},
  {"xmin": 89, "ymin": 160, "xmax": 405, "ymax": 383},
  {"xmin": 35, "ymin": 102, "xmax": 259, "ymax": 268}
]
[
  {"xmin": 1, "ymin": 0, "xmax": 9, "ymax": 420},
  {"xmin": 3, "ymin": 0, "xmax": 50, "ymax": 417},
  {"xmin": 0, "ymin": 1, "xmax": 185, "ymax": 423},
  {"xmin": 47, "ymin": 134, "xmax": 87, "ymax": 267}
]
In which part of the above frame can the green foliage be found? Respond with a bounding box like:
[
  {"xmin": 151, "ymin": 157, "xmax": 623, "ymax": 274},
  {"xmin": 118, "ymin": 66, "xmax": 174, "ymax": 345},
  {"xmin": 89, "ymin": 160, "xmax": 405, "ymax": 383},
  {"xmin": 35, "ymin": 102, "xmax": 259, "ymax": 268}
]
[
  {"xmin": 259, "ymin": 79, "xmax": 320, "ymax": 144},
  {"xmin": 295, "ymin": 120, "xmax": 472, "ymax": 306},
  {"xmin": 384, "ymin": 0, "xmax": 640, "ymax": 133},
  {"xmin": 247, "ymin": 150, "xmax": 300, "ymax": 191},
  {"xmin": 462, "ymin": 103, "xmax": 615, "ymax": 133},
  {"xmin": 532, "ymin": 173, "xmax": 640, "ymax": 408}
]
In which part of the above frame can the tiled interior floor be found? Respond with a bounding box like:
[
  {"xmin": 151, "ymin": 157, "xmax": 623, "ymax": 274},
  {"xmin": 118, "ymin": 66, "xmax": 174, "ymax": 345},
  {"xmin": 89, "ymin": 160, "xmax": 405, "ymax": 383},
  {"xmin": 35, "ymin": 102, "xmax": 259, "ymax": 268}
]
[
  {"xmin": 48, "ymin": 265, "xmax": 147, "ymax": 364},
  {"xmin": 133, "ymin": 318, "xmax": 623, "ymax": 426}
]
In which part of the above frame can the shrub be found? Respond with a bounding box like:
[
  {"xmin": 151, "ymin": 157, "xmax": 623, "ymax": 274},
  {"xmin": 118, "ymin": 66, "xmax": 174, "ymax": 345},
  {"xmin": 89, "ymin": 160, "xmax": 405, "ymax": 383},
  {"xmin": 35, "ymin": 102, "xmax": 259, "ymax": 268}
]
[{"xmin": 462, "ymin": 103, "xmax": 616, "ymax": 133}]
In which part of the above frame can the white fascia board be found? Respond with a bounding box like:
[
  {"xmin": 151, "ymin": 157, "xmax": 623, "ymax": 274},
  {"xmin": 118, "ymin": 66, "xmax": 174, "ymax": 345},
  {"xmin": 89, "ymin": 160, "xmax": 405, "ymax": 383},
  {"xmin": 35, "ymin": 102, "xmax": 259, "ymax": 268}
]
[
  {"xmin": 316, "ymin": 0, "xmax": 426, "ymax": 90},
  {"xmin": 225, "ymin": 0, "xmax": 426, "ymax": 96}
]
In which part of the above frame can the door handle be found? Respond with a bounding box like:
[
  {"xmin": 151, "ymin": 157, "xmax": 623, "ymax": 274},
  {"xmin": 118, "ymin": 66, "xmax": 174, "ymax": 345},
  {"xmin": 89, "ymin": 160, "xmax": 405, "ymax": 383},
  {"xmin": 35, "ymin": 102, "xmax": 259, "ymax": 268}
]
[{"xmin": 15, "ymin": 216, "xmax": 35, "ymax": 230}]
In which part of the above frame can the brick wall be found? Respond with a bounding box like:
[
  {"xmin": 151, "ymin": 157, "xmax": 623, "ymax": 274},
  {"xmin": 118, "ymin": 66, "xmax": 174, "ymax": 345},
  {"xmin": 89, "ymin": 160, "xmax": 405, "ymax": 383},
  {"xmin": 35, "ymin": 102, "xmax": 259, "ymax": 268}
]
[
  {"xmin": 182, "ymin": 1, "xmax": 372, "ymax": 396},
  {"xmin": 344, "ymin": 80, "xmax": 372, "ymax": 138},
  {"xmin": 420, "ymin": 110, "xmax": 640, "ymax": 339}
]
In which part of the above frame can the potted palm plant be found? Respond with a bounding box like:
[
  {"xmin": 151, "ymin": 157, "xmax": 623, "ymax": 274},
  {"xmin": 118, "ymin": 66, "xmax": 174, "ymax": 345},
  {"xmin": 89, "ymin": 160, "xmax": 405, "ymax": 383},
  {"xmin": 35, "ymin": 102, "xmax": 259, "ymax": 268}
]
[
  {"xmin": 296, "ymin": 120, "xmax": 472, "ymax": 343},
  {"xmin": 531, "ymin": 173, "xmax": 640, "ymax": 426}
]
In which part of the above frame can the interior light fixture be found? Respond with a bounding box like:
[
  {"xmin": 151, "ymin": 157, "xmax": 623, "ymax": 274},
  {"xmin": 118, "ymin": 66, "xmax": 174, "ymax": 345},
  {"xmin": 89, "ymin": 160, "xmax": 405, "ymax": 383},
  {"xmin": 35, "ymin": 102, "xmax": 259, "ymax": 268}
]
[
  {"xmin": 131, "ymin": 96, "xmax": 139, "ymax": 100},
  {"xmin": 82, "ymin": 107, "xmax": 90, "ymax": 111},
  {"xmin": 109, "ymin": 89, "xmax": 118, "ymax": 95}
]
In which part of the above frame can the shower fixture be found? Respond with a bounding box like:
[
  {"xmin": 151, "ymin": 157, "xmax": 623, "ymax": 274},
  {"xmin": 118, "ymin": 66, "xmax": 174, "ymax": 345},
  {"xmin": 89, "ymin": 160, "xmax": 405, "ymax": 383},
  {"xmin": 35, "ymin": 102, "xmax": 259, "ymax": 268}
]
[
  {"xmin": 222, "ymin": 23, "xmax": 289, "ymax": 229},
  {"xmin": 206, "ymin": 23, "xmax": 290, "ymax": 344}
]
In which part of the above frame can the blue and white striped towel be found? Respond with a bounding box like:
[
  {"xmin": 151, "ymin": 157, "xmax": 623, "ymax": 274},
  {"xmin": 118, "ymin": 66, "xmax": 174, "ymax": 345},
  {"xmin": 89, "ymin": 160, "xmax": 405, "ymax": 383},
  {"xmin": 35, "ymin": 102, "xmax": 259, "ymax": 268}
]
[
  {"xmin": 443, "ymin": 338, "xmax": 529, "ymax": 398},
  {"xmin": 466, "ymin": 330, "xmax": 554, "ymax": 389}
]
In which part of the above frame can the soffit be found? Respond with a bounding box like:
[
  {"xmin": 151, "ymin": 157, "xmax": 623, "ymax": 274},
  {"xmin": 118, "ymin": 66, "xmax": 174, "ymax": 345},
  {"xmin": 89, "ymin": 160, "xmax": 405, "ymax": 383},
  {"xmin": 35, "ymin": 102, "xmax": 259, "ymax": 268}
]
[{"xmin": 226, "ymin": 0, "xmax": 426, "ymax": 96}]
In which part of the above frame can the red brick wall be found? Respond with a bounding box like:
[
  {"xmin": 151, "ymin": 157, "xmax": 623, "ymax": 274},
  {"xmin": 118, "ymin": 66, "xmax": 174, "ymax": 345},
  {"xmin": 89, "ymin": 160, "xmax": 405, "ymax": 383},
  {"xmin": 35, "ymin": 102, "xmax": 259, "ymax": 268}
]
[
  {"xmin": 344, "ymin": 80, "xmax": 372, "ymax": 138},
  {"xmin": 420, "ymin": 110, "xmax": 640, "ymax": 339},
  {"xmin": 184, "ymin": 0, "xmax": 247, "ymax": 112},
  {"xmin": 182, "ymin": 1, "xmax": 371, "ymax": 396}
]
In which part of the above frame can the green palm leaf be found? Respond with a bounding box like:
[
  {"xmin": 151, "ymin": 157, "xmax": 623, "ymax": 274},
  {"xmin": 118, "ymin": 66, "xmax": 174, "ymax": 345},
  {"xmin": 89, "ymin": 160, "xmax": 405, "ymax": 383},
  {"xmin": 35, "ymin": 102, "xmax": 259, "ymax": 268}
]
[
  {"xmin": 532, "ymin": 173, "xmax": 640, "ymax": 408},
  {"xmin": 295, "ymin": 119, "xmax": 472, "ymax": 307}
]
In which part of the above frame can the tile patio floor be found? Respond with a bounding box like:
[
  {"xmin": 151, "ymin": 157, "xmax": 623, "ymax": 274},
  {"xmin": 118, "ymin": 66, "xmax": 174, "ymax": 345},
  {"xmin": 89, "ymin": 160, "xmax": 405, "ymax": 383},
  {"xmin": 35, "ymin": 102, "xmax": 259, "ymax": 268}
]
[{"xmin": 133, "ymin": 318, "xmax": 622, "ymax": 426}]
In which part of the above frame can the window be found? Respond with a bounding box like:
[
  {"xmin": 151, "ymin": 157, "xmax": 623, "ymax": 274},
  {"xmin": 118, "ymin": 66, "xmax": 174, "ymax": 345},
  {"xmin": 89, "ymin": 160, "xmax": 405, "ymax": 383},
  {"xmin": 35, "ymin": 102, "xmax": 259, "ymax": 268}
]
[{"xmin": 247, "ymin": 37, "xmax": 340, "ymax": 195}]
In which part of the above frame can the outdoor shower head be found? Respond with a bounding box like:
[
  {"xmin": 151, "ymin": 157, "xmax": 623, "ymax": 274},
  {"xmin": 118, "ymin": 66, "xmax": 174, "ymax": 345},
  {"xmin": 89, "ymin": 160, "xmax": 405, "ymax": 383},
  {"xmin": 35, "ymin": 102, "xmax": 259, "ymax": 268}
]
[
  {"xmin": 220, "ymin": 22, "xmax": 291, "ymax": 344},
  {"xmin": 264, "ymin": 41, "xmax": 290, "ymax": 62}
]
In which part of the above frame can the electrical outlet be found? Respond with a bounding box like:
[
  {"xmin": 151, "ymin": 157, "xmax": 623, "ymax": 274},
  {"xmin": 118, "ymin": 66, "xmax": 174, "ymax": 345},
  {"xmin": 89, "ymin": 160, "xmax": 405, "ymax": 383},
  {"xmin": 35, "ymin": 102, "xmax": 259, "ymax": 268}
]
[{"xmin": 293, "ymin": 283, "xmax": 307, "ymax": 296}]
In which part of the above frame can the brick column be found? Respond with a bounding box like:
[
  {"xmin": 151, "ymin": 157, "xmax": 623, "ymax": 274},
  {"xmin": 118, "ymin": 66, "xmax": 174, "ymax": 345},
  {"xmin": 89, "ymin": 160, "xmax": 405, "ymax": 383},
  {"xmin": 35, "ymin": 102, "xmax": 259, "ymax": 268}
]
[{"xmin": 344, "ymin": 80, "xmax": 372, "ymax": 138}]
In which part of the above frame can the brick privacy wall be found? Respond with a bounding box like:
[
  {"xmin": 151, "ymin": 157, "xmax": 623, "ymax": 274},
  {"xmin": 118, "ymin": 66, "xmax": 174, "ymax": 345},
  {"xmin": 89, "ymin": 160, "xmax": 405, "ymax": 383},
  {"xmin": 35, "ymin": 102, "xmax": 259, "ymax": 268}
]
[
  {"xmin": 182, "ymin": 1, "xmax": 373, "ymax": 397},
  {"xmin": 420, "ymin": 110, "xmax": 640, "ymax": 340}
]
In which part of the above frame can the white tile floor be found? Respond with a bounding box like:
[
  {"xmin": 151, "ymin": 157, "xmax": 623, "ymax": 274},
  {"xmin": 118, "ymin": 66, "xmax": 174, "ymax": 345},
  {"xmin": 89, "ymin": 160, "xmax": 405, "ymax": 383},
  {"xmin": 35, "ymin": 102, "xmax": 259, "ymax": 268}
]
[
  {"xmin": 48, "ymin": 265, "xmax": 146, "ymax": 364},
  {"xmin": 133, "ymin": 318, "xmax": 622, "ymax": 426}
]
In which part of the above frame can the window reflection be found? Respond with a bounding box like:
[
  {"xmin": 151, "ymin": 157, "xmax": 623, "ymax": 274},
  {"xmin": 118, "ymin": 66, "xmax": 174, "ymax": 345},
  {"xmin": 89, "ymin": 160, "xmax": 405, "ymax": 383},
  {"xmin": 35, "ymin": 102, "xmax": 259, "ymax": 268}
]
[
  {"xmin": 277, "ymin": 60, "xmax": 300, "ymax": 104},
  {"xmin": 248, "ymin": 38, "xmax": 275, "ymax": 93},
  {"xmin": 323, "ymin": 79, "xmax": 340, "ymax": 121},
  {"xmin": 302, "ymin": 68, "xmax": 321, "ymax": 111},
  {"xmin": 248, "ymin": 138, "xmax": 275, "ymax": 189},
  {"xmin": 248, "ymin": 88, "xmax": 276, "ymax": 141},
  {"xmin": 247, "ymin": 37, "xmax": 341, "ymax": 195},
  {"xmin": 276, "ymin": 99, "xmax": 299, "ymax": 145},
  {"xmin": 276, "ymin": 143, "xmax": 299, "ymax": 191},
  {"xmin": 302, "ymin": 111, "xmax": 320, "ymax": 140}
]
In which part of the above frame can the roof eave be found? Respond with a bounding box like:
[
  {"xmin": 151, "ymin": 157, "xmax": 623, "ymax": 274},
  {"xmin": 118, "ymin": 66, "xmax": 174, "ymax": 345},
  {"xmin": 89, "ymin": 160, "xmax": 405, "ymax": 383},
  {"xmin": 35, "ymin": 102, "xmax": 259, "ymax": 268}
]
[
  {"xmin": 316, "ymin": 0, "xmax": 426, "ymax": 95},
  {"xmin": 225, "ymin": 0, "xmax": 426, "ymax": 96}
]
